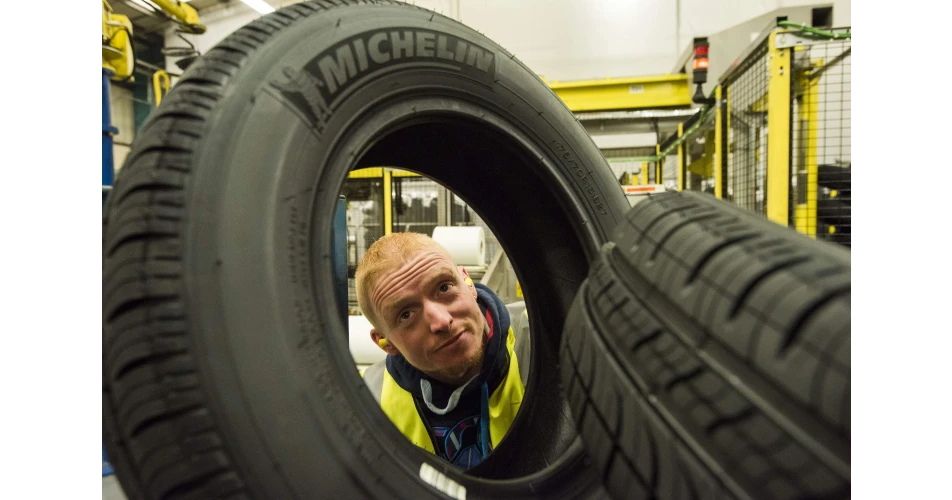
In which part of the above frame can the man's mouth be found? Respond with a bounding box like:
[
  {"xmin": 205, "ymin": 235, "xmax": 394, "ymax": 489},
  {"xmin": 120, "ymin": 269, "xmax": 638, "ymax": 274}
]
[{"xmin": 436, "ymin": 330, "xmax": 466, "ymax": 351}]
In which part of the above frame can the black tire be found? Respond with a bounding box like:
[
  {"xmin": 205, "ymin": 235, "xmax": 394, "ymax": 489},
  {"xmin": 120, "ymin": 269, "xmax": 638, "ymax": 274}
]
[
  {"xmin": 560, "ymin": 191, "xmax": 850, "ymax": 500},
  {"xmin": 102, "ymin": 2, "xmax": 629, "ymax": 499}
]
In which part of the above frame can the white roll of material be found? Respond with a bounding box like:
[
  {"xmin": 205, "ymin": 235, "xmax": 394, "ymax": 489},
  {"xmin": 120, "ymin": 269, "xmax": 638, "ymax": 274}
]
[
  {"xmin": 431, "ymin": 226, "xmax": 486, "ymax": 266},
  {"xmin": 349, "ymin": 314, "xmax": 386, "ymax": 365}
]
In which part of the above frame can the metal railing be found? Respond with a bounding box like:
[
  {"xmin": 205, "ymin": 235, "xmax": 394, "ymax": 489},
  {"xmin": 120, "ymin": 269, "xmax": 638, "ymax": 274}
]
[
  {"xmin": 725, "ymin": 42, "xmax": 770, "ymax": 215},
  {"xmin": 340, "ymin": 169, "xmax": 499, "ymax": 312},
  {"xmin": 648, "ymin": 21, "xmax": 851, "ymax": 248},
  {"xmin": 682, "ymin": 104, "xmax": 719, "ymax": 196},
  {"xmin": 342, "ymin": 170, "xmax": 502, "ymax": 266},
  {"xmin": 790, "ymin": 35, "xmax": 851, "ymax": 247}
]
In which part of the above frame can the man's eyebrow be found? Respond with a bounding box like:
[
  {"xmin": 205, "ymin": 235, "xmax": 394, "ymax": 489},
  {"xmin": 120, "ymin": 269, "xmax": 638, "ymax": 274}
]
[
  {"xmin": 383, "ymin": 267, "xmax": 458, "ymax": 318},
  {"xmin": 432, "ymin": 266, "xmax": 458, "ymax": 280},
  {"xmin": 383, "ymin": 299, "xmax": 412, "ymax": 320}
]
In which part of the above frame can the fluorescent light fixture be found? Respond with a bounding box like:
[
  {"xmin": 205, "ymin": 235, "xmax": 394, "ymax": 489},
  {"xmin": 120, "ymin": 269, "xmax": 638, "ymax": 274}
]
[
  {"xmin": 127, "ymin": 0, "xmax": 156, "ymax": 12},
  {"xmin": 240, "ymin": 0, "xmax": 276, "ymax": 14}
]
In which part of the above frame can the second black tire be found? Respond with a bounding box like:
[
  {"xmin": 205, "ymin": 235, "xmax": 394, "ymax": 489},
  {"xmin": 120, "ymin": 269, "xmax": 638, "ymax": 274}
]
[{"xmin": 561, "ymin": 191, "xmax": 851, "ymax": 499}]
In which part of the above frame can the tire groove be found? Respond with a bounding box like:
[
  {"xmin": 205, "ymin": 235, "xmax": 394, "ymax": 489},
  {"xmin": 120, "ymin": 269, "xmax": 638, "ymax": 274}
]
[
  {"xmin": 779, "ymin": 287, "xmax": 851, "ymax": 353},
  {"xmin": 128, "ymin": 403, "xmax": 204, "ymax": 439},
  {"xmin": 158, "ymin": 466, "xmax": 232, "ymax": 500},
  {"xmin": 664, "ymin": 367, "xmax": 704, "ymax": 391},
  {"xmin": 632, "ymin": 204, "xmax": 696, "ymax": 245},
  {"xmin": 685, "ymin": 233, "xmax": 759, "ymax": 285},
  {"xmin": 728, "ymin": 256, "xmax": 811, "ymax": 319},
  {"xmin": 705, "ymin": 408, "xmax": 755, "ymax": 433},
  {"xmin": 648, "ymin": 213, "xmax": 722, "ymax": 260}
]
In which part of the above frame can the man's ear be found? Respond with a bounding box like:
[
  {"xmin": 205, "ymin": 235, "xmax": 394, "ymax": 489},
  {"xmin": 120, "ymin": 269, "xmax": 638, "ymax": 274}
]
[{"xmin": 370, "ymin": 328, "xmax": 400, "ymax": 356}]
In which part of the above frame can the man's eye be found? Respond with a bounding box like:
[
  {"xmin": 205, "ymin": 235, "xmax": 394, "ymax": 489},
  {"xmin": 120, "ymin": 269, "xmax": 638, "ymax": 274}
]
[
  {"xmin": 439, "ymin": 283, "xmax": 450, "ymax": 293},
  {"xmin": 400, "ymin": 311, "xmax": 411, "ymax": 320}
]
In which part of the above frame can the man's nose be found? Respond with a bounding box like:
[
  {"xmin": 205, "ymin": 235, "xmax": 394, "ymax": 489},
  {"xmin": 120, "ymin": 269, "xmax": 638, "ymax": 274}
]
[{"xmin": 423, "ymin": 300, "xmax": 452, "ymax": 333}]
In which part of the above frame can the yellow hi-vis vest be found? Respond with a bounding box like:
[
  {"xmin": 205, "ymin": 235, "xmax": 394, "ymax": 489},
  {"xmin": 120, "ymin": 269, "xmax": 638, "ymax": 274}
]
[{"xmin": 362, "ymin": 304, "xmax": 530, "ymax": 453}]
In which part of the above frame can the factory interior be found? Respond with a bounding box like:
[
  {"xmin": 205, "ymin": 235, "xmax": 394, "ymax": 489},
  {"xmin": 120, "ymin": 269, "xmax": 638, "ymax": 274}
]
[{"xmin": 1, "ymin": 1, "xmax": 943, "ymax": 499}]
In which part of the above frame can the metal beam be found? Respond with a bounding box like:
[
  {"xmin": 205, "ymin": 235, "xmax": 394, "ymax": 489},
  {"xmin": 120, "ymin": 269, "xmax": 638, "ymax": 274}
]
[
  {"xmin": 677, "ymin": 122, "xmax": 684, "ymax": 190},
  {"xmin": 575, "ymin": 108, "xmax": 698, "ymax": 121},
  {"xmin": 766, "ymin": 32, "xmax": 792, "ymax": 226},
  {"xmin": 547, "ymin": 74, "xmax": 692, "ymax": 112},
  {"xmin": 382, "ymin": 169, "xmax": 392, "ymax": 236},
  {"xmin": 714, "ymin": 85, "xmax": 723, "ymax": 199},
  {"xmin": 589, "ymin": 132, "xmax": 657, "ymax": 149},
  {"xmin": 348, "ymin": 167, "xmax": 384, "ymax": 178},
  {"xmin": 793, "ymin": 63, "xmax": 820, "ymax": 237}
]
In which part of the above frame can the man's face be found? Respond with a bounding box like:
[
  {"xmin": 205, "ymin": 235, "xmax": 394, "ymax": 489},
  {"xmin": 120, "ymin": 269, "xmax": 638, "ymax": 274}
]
[{"xmin": 368, "ymin": 247, "xmax": 485, "ymax": 384}]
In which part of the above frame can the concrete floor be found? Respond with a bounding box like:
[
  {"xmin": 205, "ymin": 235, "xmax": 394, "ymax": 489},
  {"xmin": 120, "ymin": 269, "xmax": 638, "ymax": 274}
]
[{"xmin": 103, "ymin": 476, "xmax": 128, "ymax": 500}]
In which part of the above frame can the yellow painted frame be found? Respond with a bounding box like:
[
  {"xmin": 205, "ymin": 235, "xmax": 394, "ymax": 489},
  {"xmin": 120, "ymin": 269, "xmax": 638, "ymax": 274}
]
[
  {"xmin": 546, "ymin": 74, "xmax": 691, "ymax": 112},
  {"xmin": 766, "ymin": 31, "xmax": 792, "ymax": 225},
  {"xmin": 726, "ymin": 85, "xmax": 731, "ymax": 201},
  {"xmin": 677, "ymin": 122, "xmax": 684, "ymax": 190},
  {"xmin": 348, "ymin": 167, "xmax": 384, "ymax": 178},
  {"xmin": 793, "ymin": 61, "xmax": 821, "ymax": 237},
  {"xmin": 714, "ymin": 85, "xmax": 723, "ymax": 199},
  {"xmin": 382, "ymin": 169, "xmax": 392, "ymax": 236},
  {"xmin": 345, "ymin": 167, "xmax": 424, "ymax": 237}
]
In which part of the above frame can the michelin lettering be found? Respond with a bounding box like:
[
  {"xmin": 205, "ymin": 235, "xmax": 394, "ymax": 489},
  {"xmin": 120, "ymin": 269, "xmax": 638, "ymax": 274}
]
[{"xmin": 270, "ymin": 29, "xmax": 496, "ymax": 134}]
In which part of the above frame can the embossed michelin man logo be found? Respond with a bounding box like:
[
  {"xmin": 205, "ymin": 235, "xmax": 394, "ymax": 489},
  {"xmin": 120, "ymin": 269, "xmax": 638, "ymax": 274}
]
[{"xmin": 270, "ymin": 66, "xmax": 333, "ymax": 134}]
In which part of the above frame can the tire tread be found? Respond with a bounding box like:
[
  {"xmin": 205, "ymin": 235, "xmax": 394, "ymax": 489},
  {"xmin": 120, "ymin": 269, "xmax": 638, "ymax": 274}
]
[{"xmin": 560, "ymin": 191, "xmax": 850, "ymax": 500}]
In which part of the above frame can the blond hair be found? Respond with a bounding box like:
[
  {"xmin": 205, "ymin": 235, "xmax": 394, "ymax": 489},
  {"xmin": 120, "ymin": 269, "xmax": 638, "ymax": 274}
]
[{"xmin": 355, "ymin": 232, "xmax": 447, "ymax": 326}]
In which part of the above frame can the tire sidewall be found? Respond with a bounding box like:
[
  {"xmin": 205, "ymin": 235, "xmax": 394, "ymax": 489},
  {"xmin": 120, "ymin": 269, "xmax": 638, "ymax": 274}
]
[{"xmin": 183, "ymin": 6, "xmax": 626, "ymax": 498}]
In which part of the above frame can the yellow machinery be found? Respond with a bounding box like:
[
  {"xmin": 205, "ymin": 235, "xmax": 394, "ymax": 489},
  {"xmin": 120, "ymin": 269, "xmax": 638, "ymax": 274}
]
[
  {"xmin": 102, "ymin": 1, "xmax": 135, "ymax": 81},
  {"xmin": 153, "ymin": 70, "xmax": 171, "ymax": 106},
  {"xmin": 101, "ymin": 0, "xmax": 205, "ymax": 185},
  {"xmin": 545, "ymin": 74, "xmax": 692, "ymax": 112},
  {"xmin": 102, "ymin": 0, "xmax": 205, "ymax": 82},
  {"xmin": 149, "ymin": 0, "xmax": 206, "ymax": 33}
]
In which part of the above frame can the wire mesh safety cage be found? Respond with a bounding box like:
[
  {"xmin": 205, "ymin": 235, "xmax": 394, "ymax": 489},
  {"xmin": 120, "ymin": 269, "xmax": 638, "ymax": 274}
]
[
  {"xmin": 640, "ymin": 160, "xmax": 660, "ymax": 185},
  {"xmin": 391, "ymin": 175, "xmax": 441, "ymax": 236},
  {"xmin": 791, "ymin": 37, "xmax": 851, "ymax": 248},
  {"xmin": 657, "ymin": 132, "xmax": 682, "ymax": 189},
  {"xmin": 647, "ymin": 160, "xmax": 661, "ymax": 185},
  {"xmin": 340, "ymin": 178, "xmax": 385, "ymax": 274},
  {"xmin": 608, "ymin": 160, "xmax": 658, "ymax": 186},
  {"xmin": 602, "ymin": 147, "xmax": 657, "ymax": 187},
  {"xmin": 341, "ymin": 177, "xmax": 384, "ymax": 313},
  {"xmin": 682, "ymin": 109, "xmax": 718, "ymax": 195},
  {"xmin": 341, "ymin": 172, "xmax": 498, "ymax": 312},
  {"xmin": 724, "ymin": 41, "xmax": 770, "ymax": 216}
]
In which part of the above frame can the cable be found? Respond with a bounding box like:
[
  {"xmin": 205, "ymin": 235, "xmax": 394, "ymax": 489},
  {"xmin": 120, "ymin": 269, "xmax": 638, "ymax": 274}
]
[
  {"xmin": 777, "ymin": 21, "xmax": 851, "ymax": 40},
  {"xmin": 162, "ymin": 30, "xmax": 200, "ymax": 59}
]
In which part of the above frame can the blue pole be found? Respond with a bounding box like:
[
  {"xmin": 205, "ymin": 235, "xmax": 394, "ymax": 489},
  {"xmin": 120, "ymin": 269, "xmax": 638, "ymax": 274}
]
[
  {"xmin": 102, "ymin": 446, "xmax": 114, "ymax": 476},
  {"xmin": 96, "ymin": 68, "xmax": 119, "ymax": 477},
  {"xmin": 103, "ymin": 69, "xmax": 118, "ymax": 187}
]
